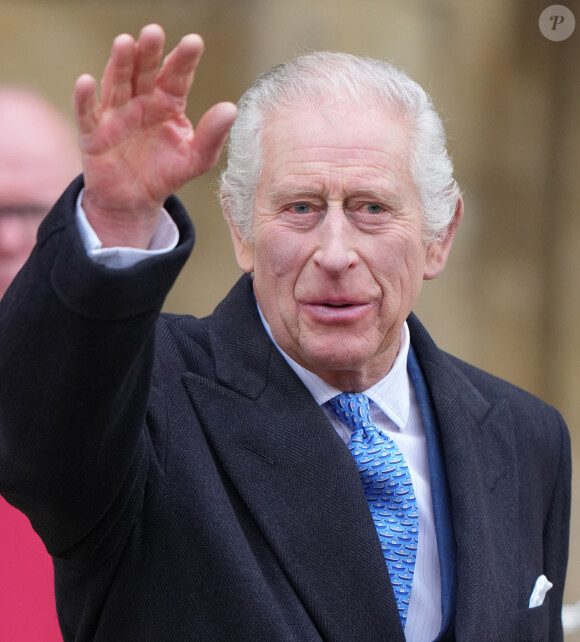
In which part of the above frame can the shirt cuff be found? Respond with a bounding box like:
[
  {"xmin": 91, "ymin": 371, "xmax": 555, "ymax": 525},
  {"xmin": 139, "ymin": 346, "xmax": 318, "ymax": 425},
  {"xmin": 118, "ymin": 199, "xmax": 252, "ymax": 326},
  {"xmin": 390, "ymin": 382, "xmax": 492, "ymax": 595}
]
[{"xmin": 75, "ymin": 190, "xmax": 179, "ymax": 269}]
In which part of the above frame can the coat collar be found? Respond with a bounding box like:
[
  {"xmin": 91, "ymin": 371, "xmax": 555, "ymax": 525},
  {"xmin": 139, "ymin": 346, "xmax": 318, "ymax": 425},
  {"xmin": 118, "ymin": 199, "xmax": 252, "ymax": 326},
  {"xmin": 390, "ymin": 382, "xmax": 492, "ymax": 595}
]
[
  {"xmin": 408, "ymin": 313, "xmax": 520, "ymax": 640},
  {"xmin": 181, "ymin": 275, "xmax": 405, "ymax": 641}
]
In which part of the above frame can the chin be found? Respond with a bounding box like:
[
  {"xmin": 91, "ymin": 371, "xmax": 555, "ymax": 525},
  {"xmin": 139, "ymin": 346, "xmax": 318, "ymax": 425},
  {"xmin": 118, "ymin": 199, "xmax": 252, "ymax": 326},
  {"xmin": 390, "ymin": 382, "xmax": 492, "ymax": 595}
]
[{"xmin": 299, "ymin": 345, "xmax": 371, "ymax": 373}]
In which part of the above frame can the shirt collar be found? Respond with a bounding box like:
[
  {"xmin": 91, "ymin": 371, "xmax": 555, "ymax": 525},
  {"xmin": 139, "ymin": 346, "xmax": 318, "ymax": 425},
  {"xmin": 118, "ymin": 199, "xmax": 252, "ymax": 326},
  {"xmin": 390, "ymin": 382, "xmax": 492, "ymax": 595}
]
[{"xmin": 257, "ymin": 305, "xmax": 411, "ymax": 431}]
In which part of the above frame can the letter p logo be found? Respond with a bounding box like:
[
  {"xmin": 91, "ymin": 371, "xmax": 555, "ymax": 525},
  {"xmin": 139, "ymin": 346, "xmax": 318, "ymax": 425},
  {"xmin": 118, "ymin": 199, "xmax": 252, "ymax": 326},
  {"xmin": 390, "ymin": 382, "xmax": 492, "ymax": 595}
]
[{"xmin": 540, "ymin": 5, "xmax": 576, "ymax": 40}]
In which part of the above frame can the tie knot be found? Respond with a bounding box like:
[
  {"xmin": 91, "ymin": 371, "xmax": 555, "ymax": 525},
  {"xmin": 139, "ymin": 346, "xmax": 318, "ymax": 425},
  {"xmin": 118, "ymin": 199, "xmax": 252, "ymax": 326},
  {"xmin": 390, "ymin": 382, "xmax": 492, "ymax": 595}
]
[{"xmin": 326, "ymin": 392, "xmax": 373, "ymax": 432}]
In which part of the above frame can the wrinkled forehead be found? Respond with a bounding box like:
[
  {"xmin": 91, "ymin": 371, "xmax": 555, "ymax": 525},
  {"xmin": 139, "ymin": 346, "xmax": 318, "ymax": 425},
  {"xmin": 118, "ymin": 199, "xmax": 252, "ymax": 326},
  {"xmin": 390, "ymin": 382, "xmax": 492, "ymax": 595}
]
[
  {"xmin": 260, "ymin": 100, "xmax": 412, "ymax": 166},
  {"xmin": 254, "ymin": 102, "xmax": 418, "ymax": 212}
]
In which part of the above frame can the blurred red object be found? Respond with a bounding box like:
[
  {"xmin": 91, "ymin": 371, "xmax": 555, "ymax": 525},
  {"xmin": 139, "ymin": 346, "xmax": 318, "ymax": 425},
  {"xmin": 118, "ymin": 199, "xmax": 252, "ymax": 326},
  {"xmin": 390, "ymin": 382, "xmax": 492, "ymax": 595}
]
[{"xmin": 0, "ymin": 495, "xmax": 62, "ymax": 640}]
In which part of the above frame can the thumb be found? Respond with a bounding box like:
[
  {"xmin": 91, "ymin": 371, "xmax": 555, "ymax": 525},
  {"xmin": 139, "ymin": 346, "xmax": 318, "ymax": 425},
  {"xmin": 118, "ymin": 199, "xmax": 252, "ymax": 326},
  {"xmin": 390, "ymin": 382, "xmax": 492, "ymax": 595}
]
[{"xmin": 189, "ymin": 101, "xmax": 237, "ymax": 176}]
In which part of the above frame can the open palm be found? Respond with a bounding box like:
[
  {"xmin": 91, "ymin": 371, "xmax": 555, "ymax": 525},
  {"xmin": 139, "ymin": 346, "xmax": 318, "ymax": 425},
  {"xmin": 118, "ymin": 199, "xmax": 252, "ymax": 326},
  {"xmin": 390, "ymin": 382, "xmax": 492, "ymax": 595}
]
[{"xmin": 74, "ymin": 24, "xmax": 236, "ymax": 248}]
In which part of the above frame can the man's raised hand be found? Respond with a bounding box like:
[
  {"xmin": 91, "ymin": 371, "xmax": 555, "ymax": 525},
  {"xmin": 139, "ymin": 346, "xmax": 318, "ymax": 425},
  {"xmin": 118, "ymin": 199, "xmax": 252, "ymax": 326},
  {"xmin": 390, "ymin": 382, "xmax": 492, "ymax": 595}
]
[{"xmin": 74, "ymin": 24, "xmax": 237, "ymax": 248}]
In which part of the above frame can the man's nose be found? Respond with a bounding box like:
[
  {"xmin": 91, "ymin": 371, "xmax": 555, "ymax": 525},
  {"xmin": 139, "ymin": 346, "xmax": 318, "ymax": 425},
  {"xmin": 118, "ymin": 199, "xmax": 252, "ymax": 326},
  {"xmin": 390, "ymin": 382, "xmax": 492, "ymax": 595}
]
[{"xmin": 313, "ymin": 207, "xmax": 358, "ymax": 274}]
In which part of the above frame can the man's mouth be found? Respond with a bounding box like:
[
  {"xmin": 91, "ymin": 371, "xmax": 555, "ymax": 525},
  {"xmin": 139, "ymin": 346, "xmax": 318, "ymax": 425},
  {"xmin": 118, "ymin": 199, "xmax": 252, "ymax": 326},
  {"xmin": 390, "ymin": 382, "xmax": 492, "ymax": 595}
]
[
  {"xmin": 323, "ymin": 302, "xmax": 354, "ymax": 308},
  {"xmin": 299, "ymin": 299, "xmax": 374, "ymax": 323}
]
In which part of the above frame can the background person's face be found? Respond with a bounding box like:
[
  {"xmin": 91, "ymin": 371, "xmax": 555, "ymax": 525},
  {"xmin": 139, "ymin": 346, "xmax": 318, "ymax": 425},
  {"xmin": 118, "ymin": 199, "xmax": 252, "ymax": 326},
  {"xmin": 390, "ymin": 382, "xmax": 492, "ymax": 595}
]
[
  {"xmin": 0, "ymin": 204, "xmax": 46, "ymax": 297},
  {"xmin": 0, "ymin": 93, "xmax": 80, "ymax": 298}
]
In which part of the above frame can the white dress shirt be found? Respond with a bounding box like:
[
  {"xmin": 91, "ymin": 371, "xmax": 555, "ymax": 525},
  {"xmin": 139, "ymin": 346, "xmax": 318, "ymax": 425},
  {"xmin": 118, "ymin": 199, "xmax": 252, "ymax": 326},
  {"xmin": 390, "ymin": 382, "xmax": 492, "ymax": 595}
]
[
  {"xmin": 77, "ymin": 197, "xmax": 442, "ymax": 641},
  {"xmin": 76, "ymin": 193, "xmax": 179, "ymax": 268}
]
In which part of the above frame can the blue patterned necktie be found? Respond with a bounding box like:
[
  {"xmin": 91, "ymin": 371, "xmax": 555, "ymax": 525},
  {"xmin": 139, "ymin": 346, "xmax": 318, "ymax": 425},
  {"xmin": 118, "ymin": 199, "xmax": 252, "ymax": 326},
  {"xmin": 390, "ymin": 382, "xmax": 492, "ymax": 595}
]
[{"xmin": 326, "ymin": 392, "xmax": 418, "ymax": 627}]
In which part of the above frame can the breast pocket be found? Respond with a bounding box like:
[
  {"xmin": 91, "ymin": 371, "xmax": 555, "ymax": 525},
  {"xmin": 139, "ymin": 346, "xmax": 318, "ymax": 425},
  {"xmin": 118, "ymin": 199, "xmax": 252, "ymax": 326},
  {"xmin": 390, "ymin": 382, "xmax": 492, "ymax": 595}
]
[{"xmin": 516, "ymin": 600, "xmax": 550, "ymax": 642}]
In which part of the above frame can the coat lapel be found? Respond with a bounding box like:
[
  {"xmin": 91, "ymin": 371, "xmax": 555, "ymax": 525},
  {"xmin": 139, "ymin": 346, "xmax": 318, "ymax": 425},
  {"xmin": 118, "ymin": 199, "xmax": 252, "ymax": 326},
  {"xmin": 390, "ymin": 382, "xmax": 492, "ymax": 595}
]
[
  {"xmin": 181, "ymin": 276, "xmax": 405, "ymax": 642},
  {"xmin": 408, "ymin": 314, "xmax": 519, "ymax": 641}
]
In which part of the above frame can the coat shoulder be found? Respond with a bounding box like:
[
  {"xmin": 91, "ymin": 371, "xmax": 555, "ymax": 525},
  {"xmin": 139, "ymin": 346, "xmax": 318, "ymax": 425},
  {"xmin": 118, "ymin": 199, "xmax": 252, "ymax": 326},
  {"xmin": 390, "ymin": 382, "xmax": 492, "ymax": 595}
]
[{"xmin": 444, "ymin": 351, "xmax": 564, "ymax": 422}]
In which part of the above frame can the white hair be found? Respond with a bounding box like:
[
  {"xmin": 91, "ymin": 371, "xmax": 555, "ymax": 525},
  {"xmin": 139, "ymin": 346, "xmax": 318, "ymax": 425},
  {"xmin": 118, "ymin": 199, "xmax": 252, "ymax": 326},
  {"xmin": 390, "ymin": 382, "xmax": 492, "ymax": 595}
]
[{"xmin": 219, "ymin": 51, "xmax": 460, "ymax": 242}]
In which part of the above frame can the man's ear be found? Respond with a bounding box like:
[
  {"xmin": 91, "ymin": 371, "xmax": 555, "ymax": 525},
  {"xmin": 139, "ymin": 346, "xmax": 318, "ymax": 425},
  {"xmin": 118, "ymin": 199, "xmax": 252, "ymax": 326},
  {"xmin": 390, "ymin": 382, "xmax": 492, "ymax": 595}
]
[
  {"xmin": 221, "ymin": 198, "xmax": 255, "ymax": 274},
  {"xmin": 423, "ymin": 196, "xmax": 463, "ymax": 281}
]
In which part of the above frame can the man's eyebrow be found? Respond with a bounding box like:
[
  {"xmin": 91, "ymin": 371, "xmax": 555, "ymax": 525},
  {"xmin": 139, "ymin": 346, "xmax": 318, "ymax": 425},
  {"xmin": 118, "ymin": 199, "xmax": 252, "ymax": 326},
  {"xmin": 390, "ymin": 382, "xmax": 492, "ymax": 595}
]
[
  {"xmin": 266, "ymin": 186, "xmax": 407, "ymax": 212},
  {"xmin": 267, "ymin": 186, "xmax": 323, "ymax": 203}
]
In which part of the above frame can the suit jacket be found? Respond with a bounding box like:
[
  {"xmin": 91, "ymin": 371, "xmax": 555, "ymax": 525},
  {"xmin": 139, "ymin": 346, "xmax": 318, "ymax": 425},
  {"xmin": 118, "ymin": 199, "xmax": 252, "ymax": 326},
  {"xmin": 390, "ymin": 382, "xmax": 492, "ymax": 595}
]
[{"xmin": 0, "ymin": 178, "xmax": 570, "ymax": 641}]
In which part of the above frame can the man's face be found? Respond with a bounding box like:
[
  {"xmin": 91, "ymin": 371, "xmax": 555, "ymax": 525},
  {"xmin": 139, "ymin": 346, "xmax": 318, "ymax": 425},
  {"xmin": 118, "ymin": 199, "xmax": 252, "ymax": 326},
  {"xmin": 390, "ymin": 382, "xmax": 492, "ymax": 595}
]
[
  {"xmin": 229, "ymin": 102, "xmax": 458, "ymax": 390},
  {"xmin": 0, "ymin": 202, "xmax": 47, "ymax": 298},
  {"xmin": 0, "ymin": 96, "xmax": 79, "ymax": 298},
  {"xmin": 0, "ymin": 164, "xmax": 63, "ymax": 296}
]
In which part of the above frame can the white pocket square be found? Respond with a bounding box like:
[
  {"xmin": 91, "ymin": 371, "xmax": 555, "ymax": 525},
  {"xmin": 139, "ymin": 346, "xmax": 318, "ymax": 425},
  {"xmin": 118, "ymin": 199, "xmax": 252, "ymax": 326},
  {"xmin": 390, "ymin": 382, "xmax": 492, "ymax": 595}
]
[{"xmin": 529, "ymin": 574, "xmax": 553, "ymax": 608}]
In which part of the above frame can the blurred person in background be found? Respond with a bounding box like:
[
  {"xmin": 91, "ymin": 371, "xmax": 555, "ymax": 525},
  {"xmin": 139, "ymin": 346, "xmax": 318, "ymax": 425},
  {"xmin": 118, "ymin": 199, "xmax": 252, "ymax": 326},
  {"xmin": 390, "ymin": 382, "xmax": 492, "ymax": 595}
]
[
  {"xmin": 0, "ymin": 88, "xmax": 80, "ymax": 641},
  {"xmin": 0, "ymin": 88, "xmax": 80, "ymax": 297}
]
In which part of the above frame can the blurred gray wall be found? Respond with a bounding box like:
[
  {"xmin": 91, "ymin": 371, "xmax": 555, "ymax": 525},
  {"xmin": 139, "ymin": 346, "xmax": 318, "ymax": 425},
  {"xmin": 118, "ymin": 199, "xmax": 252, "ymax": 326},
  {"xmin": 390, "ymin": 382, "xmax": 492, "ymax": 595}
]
[{"xmin": 2, "ymin": 0, "xmax": 579, "ymax": 634}]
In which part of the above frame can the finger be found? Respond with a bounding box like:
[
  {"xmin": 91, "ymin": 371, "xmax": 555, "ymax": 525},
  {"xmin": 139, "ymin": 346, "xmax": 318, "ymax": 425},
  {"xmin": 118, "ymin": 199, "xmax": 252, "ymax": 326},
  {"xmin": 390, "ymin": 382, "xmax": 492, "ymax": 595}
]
[
  {"xmin": 133, "ymin": 24, "xmax": 166, "ymax": 96},
  {"xmin": 190, "ymin": 101, "xmax": 237, "ymax": 176},
  {"xmin": 74, "ymin": 73, "xmax": 101, "ymax": 136},
  {"xmin": 156, "ymin": 33, "xmax": 204, "ymax": 100},
  {"xmin": 100, "ymin": 33, "xmax": 137, "ymax": 109}
]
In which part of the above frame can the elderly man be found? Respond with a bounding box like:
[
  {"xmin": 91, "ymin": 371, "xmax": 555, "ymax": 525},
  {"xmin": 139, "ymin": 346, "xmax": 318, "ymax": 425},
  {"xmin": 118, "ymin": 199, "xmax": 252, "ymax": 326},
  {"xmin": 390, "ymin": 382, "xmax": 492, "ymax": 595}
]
[
  {"xmin": 0, "ymin": 88, "xmax": 80, "ymax": 297},
  {"xmin": 0, "ymin": 25, "xmax": 570, "ymax": 642},
  {"xmin": 0, "ymin": 88, "xmax": 80, "ymax": 641}
]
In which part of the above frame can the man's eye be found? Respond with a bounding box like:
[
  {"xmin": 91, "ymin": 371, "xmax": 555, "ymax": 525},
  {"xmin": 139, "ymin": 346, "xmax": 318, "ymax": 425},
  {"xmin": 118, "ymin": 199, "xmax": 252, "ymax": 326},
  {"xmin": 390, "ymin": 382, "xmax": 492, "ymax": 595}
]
[
  {"xmin": 364, "ymin": 203, "xmax": 383, "ymax": 215},
  {"xmin": 291, "ymin": 203, "xmax": 312, "ymax": 214}
]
